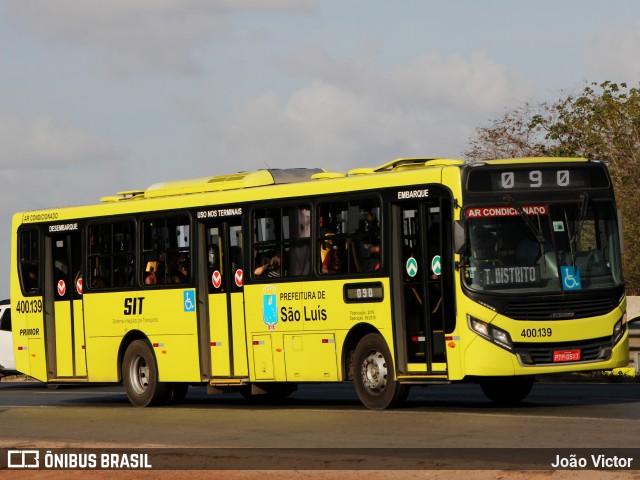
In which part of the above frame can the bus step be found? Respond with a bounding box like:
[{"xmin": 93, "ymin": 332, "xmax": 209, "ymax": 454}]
[
  {"xmin": 207, "ymin": 378, "xmax": 249, "ymax": 395},
  {"xmin": 397, "ymin": 375, "xmax": 449, "ymax": 385},
  {"xmin": 46, "ymin": 377, "xmax": 89, "ymax": 383},
  {"xmin": 208, "ymin": 378, "xmax": 248, "ymax": 387}
]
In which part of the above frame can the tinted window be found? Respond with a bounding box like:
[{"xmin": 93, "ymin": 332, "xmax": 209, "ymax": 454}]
[
  {"xmin": 88, "ymin": 221, "xmax": 135, "ymax": 289},
  {"xmin": 141, "ymin": 216, "xmax": 191, "ymax": 286}
]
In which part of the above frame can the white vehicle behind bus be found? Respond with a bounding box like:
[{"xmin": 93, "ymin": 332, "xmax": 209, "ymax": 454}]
[{"xmin": 0, "ymin": 300, "xmax": 16, "ymax": 376}]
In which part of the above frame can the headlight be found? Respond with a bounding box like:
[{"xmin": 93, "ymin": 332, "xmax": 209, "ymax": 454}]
[
  {"xmin": 469, "ymin": 317, "xmax": 489, "ymax": 337},
  {"xmin": 492, "ymin": 329, "xmax": 510, "ymax": 346},
  {"xmin": 468, "ymin": 315, "xmax": 514, "ymax": 351},
  {"xmin": 612, "ymin": 318, "xmax": 626, "ymax": 345}
]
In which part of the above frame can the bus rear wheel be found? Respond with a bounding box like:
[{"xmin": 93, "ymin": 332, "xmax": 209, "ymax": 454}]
[
  {"xmin": 353, "ymin": 333, "xmax": 409, "ymax": 410},
  {"xmin": 122, "ymin": 340, "xmax": 169, "ymax": 407},
  {"xmin": 479, "ymin": 377, "xmax": 534, "ymax": 406}
]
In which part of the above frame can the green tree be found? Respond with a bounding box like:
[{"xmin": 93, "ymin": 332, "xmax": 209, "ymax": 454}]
[{"xmin": 466, "ymin": 81, "xmax": 640, "ymax": 294}]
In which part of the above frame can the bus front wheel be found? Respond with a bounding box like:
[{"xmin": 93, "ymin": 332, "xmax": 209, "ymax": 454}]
[
  {"xmin": 122, "ymin": 340, "xmax": 169, "ymax": 407},
  {"xmin": 479, "ymin": 376, "xmax": 534, "ymax": 406},
  {"xmin": 353, "ymin": 333, "xmax": 409, "ymax": 410}
]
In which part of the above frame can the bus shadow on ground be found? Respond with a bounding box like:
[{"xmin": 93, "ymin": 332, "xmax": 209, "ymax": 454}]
[{"xmin": 2, "ymin": 380, "xmax": 640, "ymax": 411}]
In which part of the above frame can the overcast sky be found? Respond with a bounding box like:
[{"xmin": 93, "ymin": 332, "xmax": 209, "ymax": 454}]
[{"xmin": 1, "ymin": 0, "xmax": 640, "ymax": 296}]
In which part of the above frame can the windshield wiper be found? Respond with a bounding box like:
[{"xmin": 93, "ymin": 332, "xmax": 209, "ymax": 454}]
[
  {"xmin": 503, "ymin": 195, "xmax": 546, "ymax": 260},
  {"xmin": 566, "ymin": 192, "xmax": 589, "ymax": 267}
]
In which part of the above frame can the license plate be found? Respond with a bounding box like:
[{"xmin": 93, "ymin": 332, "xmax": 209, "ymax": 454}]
[{"xmin": 553, "ymin": 349, "xmax": 581, "ymax": 362}]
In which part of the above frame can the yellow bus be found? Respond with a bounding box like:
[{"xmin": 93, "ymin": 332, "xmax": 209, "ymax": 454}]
[{"xmin": 10, "ymin": 157, "xmax": 629, "ymax": 409}]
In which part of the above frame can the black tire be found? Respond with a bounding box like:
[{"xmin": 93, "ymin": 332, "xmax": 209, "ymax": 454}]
[
  {"xmin": 122, "ymin": 340, "xmax": 169, "ymax": 407},
  {"xmin": 479, "ymin": 377, "xmax": 534, "ymax": 406},
  {"xmin": 353, "ymin": 333, "xmax": 409, "ymax": 409}
]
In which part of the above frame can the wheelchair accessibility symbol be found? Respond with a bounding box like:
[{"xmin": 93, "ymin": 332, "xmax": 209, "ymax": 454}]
[
  {"xmin": 561, "ymin": 266, "xmax": 582, "ymax": 291},
  {"xmin": 183, "ymin": 290, "xmax": 196, "ymax": 312}
]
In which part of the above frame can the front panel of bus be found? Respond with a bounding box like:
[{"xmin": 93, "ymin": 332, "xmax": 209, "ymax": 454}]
[{"xmin": 457, "ymin": 161, "xmax": 628, "ymax": 377}]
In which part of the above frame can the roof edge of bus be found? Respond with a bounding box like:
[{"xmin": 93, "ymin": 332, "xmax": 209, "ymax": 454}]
[
  {"xmin": 101, "ymin": 168, "xmax": 327, "ymax": 202},
  {"xmin": 311, "ymin": 171, "xmax": 348, "ymax": 179},
  {"xmin": 481, "ymin": 157, "xmax": 588, "ymax": 165},
  {"xmin": 100, "ymin": 190, "xmax": 146, "ymax": 202},
  {"xmin": 372, "ymin": 157, "xmax": 465, "ymax": 172}
]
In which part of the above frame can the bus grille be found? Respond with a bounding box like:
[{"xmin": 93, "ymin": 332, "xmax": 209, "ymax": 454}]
[
  {"xmin": 514, "ymin": 337, "xmax": 612, "ymax": 366},
  {"xmin": 503, "ymin": 298, "xmax": 614, "ymax": 320}
]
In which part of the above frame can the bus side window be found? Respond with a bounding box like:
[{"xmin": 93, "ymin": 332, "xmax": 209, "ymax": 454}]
[
  {"xmin": 141, "ymin": 216, "xmax": 190, "ymax": 286},
  {"xmin": 19, "ymin": 229, "xmax": 40, "ymax": 294},
  {"xmin": 89, "ymin": 221, "xmax": 135, "ymax": 289},
  {"xmin": 253, "ymin": 206, "xmax": 311, "ymax": 279},
  {"xmin": 288, "ymin": 207, "xmax": 311, "ymax": 277},
  {"xmin": 351, "ymin": 202, "xmax": 381, "ymax": 273},
  {"xmin": 318, "ymin": 199, "xmax": 380, "ymax": 275},
  {"xmin": 253, "ymin": 209, "xmax": 282, "ymax": 278}
]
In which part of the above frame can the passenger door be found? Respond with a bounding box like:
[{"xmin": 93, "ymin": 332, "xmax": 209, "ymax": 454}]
[
  {"xmin": 43, "ymin": 230, "xmax": 87, "ymax": 379},
  {"xmin": 196, "ymin": 218, "xmax": 248, "ymax": 379},
  {"xmin": 391, "ymin": 196, "xmax": 453, "ymax": 375}
]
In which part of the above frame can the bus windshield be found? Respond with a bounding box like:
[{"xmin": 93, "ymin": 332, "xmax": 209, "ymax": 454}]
[{"xmin": 462, "ymin": 200, "xmax": 623, "ymax": 293}]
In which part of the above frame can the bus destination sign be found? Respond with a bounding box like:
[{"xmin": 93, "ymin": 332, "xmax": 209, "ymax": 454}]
[
  {"xmin": 490, "ymin": 169, "xmax": 587, "ymax": 191},
  {"xmin": 467, "ymin": 165, "xmax": 610, "ymax": 193}
]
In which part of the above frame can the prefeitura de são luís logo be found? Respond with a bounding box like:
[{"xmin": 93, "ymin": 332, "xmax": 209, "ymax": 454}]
[{"xmin": 262, "ymin": 285, "xmax": 278, "ymax": 331}]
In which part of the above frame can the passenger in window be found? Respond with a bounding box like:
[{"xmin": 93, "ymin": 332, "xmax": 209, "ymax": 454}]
[
  {"xmin": 470, "ymin": 226, "xmax": 495, "ymax": 260},
  {"xmin": 361, "ymin": 237, "xmax": 381, "ymax": 272},
  {"xmin": 351, "ymin": 209, "xmax": 381, "ymax": 273},
  {"xmin": 24, "ymin": 264, "xmax": 38, "ymax": 291},
  {"xmin": 172, "ymin": 262, "xmax": 190, "ymax": 283},
  {"xmin": 363, "ymin": 210, "xmax": 379, "ymax": 233},
  {"xmin": 145, "ymin": 264, "xmax": 157, "ymax": 285},
  {"xmin": 254, "ymin": 252, "xmax": 281, "ymax": 278},
  {"xmin": 155, "ymin": 254, "xmax": 167, "ymax": 284},
  {"xmin": 321, "ymin": 231, "xmax": 343, "ymax": 274}
]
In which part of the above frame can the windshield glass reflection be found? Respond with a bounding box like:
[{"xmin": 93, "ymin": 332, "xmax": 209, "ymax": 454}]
[{"xmin": 462, "ymin": 201, "xmax": 622, "ymax": 293}]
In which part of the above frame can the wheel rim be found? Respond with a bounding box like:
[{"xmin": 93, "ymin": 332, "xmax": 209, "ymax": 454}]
[
  {"xmin": 361, "ymin": 349, "xmax": 387, "ymax": 395},
  {"xmin": 128, "ymin": 354, "xmax": 150, "ymax": 395}
]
